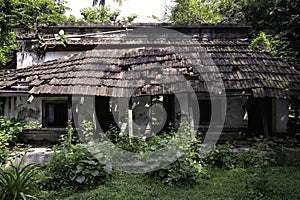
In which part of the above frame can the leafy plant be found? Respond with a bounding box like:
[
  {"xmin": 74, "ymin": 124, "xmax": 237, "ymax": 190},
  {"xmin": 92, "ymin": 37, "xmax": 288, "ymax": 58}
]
[
  {"xmin": 145, "ymin": 122, "xmax": 206, "ymax": 184},
  {"xmin": 24, "ymin": 120, "xmax": 42, "ymax": 130},
  {"xmin": 0, "ymin": 116, "xmax": 25, "ymax": 151},
  {"xmin": 121, "ymin": 14, "xmax": 138, "ymax": 24},
  {"xmin": 80, "ymin": 5, "xmax": 137, "ymax": 24},
  {"xmin": 54, "ymin": 30, "xmax": 68, "ymax": 47},
  {"xmin": 0, "ymin": 155, "xmax": 39, "ymax": 200},
  {"xmin": 44, "ymin": 143, "xmax": 111, "ymax": 190},
  {"xmin": 251, "ymin": 32, "xmax": 298, "ymax": 63},
  {"xmin": 168, "ymin": 0, "xmax": 223, "ymax": 24},
  {"xmin": 0, "ymin": 31, "xmax": 18, "ymax": 67},
  {"xmin": 0, "ymin": 117, "xmax": 48, "ymax": 164},
  {"xmin": 205, "ymin": 139, "xmax": 277, "ymax": 170},
  {"xmin": 0, "ymin": 117, "xmax": 44, "ymax": 164},
  {"xmin": 151, "ymin": 137, "xmax": 206, "ymax": 185},
  {"xmin": 251, "ymin": 32, "xmax": 272, "ymax": 52},
  {"xmin": 43, "ymin": 121, "xmax": 111, "ymax": 190},
  {"xmin": 80, "ymin": 120, "xmax": 95, "ymax": 142},
  {"xmin": 67, "ymin": 14, "xmax": 80, "ymax": 22},
  {"xmin": 80, "ymin": 6, "xmax": 121, "ymax": 23}
]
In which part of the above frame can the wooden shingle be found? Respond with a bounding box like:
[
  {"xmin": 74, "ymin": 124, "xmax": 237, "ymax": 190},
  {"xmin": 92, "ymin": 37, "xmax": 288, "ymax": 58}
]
[{"xmin": 0, "ymin": 38, "xmax": 299, "ymax": 98}]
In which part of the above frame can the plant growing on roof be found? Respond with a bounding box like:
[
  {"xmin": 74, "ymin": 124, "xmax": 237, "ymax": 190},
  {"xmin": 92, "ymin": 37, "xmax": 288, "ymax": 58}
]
[{"xmin": 121, "ymin": 14, "xmax": 138, "ymax": 24}]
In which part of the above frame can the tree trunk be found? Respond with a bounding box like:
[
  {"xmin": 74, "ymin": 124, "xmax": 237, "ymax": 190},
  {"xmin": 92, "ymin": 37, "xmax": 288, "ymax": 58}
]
[{"xmin": 93, "ymin": 0, "xmax": 105, "ymax": 6}]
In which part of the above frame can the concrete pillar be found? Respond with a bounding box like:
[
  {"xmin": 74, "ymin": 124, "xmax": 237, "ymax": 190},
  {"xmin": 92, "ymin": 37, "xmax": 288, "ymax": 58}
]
[
  {"xmin": 128, "ymin": 109, "xmax": 133, "ymax": 138},
  {"xmin": 67, "ymin": 95, "xmax": 72, "ymax": 122},
  {"xmin": 4, "ymin": 98, "xmax": 9, "ymax": 118},
  {"xmin": 10, "ymin": 97, "xmax": 15, "ymax": 119}
]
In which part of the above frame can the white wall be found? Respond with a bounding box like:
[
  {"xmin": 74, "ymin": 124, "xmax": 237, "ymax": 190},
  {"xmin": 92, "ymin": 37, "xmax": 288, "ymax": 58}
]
[
  {"xmin": 4, "ymin": 96, "xmax": 67, "ymax": 125},
  {"xmin": 44, "ymin": 51, "xmax": 82, "ymax": 62},
  {"xmin": 17, "ymin": 51, "xmax": 83, "ymax": 69}
]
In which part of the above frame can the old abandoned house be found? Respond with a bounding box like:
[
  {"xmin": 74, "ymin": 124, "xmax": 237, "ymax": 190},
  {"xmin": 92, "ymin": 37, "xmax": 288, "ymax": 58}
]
[{"xmin": 0, "ymin": 23, "xmax": 299, "ymax": 141}]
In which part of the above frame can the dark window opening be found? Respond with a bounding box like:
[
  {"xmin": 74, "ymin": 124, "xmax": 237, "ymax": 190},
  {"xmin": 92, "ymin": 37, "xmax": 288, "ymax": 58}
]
[
  {"xmin": 43, "ymin": 101, "xmax": 68, "ymax": 127},
  {"xmin": 199, "ymin": 100, "xmax": 211, "ymax": 124},
  {"xmin": 198, "ymin": 99, "xmax": 223, "ymax": 125}
]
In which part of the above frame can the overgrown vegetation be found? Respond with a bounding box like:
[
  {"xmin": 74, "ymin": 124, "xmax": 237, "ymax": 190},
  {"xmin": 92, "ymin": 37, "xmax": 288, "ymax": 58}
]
[
  {"xmin": 0, "ymin": 117, "xmax": 25, "ymax": 163},
  {"xmin": 0, "ymin": 117, "xmax": 42, "ymax": 164},
  {"xmin": 149, "ymin": 137, "xmax": 206, "ymax": 185},
  {"xmin": 0, "ymin": 117, "xmax": 25, "ymax": 150},
  {"xmin": 102, "ymin": 122, "xmax": 206, "ymax": 184},
  {"xmin": 43, "ymin": 121, "xmax": 111, "ymax": 190},
  {"xmin": 204, "ymin": 139, "xmax": 278, "ymax": 170},
  {"xmin": 0, "ymin": 118, "xmax": 299, "ymax": 199},
  {"xmin": 168, "ymin": 0, "xmax": 300, "ymax": 65},
  {"xmin": 251, "ymin": 32, "xmax": 298, "ymax": 62},
  {"xmin": 0, "ymin": 0, "xmax": 68, "ymax": 67},
  {"xmin": 0, "ymin": 155, "xmax": 39, "ymax": 200},
  {"xmin": 34, "ymin": 166, "xmax": 300, "ymax": 200}
]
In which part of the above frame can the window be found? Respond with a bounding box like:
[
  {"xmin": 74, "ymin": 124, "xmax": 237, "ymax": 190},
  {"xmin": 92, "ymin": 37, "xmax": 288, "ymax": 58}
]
[
  {"xmin": 43, "ymin": 101, "xmax": 68, "ymax": 127},
  {"xmin": 198, "ymin": 99, "xmax": 224, "ymax": 125},
  {"xmin": 198, "ymin": 99, "xmax": 211, "ymax": 124}
]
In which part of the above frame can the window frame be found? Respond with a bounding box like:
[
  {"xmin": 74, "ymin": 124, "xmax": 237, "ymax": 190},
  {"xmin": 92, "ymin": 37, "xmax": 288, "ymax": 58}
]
[{"xmin": 42, "ymin": 100, "xmax": 68, "ymax": 128}]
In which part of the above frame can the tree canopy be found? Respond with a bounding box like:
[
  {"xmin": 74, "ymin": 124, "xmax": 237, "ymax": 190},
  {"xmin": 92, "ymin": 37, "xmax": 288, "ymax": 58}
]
[
  {"xmin": 0, "ymin": 0, "xmax": 68, "ymax": 67},
  {"xmin": 169, "ymin": 0, "xmax": 222, "ymax": 24},
  {"xmin": 93, "ymin": 0, "xmax": 123, "ymax": 7},
  {"xmin": 241, "ymin": 0, "xmax": 300, "ymax": 64},
  {"xmin": 80, "ymin": 5, "xmax": 137, "ymax": 23},
  {"xmin": 168, "ymin": 0, "xmax": 300, "ymax": 64}
]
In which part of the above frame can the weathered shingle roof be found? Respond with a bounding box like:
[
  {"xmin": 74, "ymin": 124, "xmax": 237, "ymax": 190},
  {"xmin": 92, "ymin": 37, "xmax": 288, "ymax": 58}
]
[
  {"xmin": 200, "ymin": 40, "xmax": 300, "ymax": 98},
  {"xmin": 1, "ymin": 38, "xmax": 299, "ymax": 98}
]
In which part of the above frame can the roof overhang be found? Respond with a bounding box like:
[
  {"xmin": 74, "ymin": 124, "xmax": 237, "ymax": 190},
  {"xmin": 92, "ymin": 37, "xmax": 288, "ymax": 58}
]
[{"xmin": 0, "ymin": 90, "xmax": 29, "ymax": 97}]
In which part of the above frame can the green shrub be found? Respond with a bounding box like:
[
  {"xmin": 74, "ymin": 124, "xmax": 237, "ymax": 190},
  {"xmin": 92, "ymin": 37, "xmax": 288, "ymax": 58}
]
[
  {"xmin": 0, "ymin": 117, "xmax": 25, "ymax": 149},
  {"xmin": 150, "ymin": 137, "xmax": 206, "ymax": 185},
  {"xmin": 0, "ymin": 117, "xmax": 26, "ymax": 163},
  {"xmin": 104, "ymin": 121, "xmax": 206, "ymax": 184},
  {"xmin": 145, "ymin": 122, "xmax": 206, "ymax": 184},
  {"xmin": 0, "ymin": 155, "xmax": 39, "ymax": 200},
  {"xmin": 43, "ymin": 122, "xmax": 111, "ymax": 190},
  {"xmin": 205, "ymin": 139, "xmax": 277, "ymax": 169},
  {"xmin": 104, "ymin": 125, "xmax": 149, "ymax": 153},
  {"xmin": 44, "ymin": 144, "xmax": 111, "ymax": 190}
]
